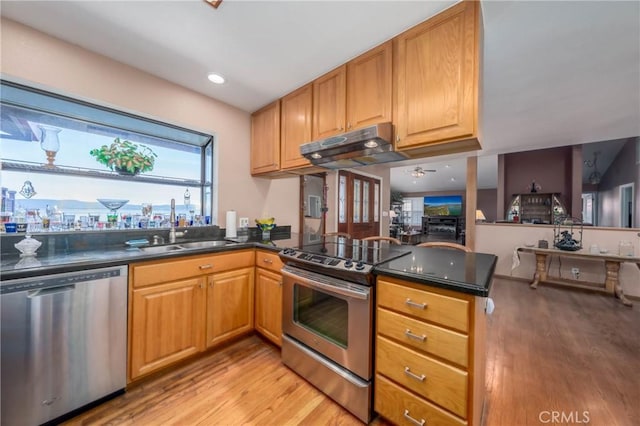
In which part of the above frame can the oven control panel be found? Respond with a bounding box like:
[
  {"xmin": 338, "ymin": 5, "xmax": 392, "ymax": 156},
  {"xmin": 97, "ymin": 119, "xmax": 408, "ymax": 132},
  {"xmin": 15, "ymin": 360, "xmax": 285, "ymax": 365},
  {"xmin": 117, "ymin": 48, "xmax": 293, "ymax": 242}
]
[{"xmin": 279, "ymin": 249, "xmax": 372, "ymax": 274}]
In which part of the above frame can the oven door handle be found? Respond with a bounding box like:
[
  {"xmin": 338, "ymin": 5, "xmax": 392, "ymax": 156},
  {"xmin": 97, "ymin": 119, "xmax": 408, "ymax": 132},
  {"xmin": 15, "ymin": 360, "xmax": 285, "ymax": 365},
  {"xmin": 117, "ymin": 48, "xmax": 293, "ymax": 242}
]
[{"xmin": 281, "ymin": 268, "xmax": 369, "ymax": 300}]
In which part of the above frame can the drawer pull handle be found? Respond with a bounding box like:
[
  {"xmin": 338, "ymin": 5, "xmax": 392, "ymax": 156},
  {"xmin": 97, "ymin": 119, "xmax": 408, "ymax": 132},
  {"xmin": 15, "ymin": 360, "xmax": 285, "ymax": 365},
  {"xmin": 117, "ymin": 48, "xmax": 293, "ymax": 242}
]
[
  {"xmin": 405, "ymin": 329, "xmax": 426, "ymax": 342},
  {"xmin": 263, "ymin": 258, "xmax": 273, "ymax": 264},
  {"xmin": 405, "ymin": 298, "xmax": 427, "ymax": 310},
  {"xmin": 199, "ymin": 264, "xmax": 213, "ymax": 270},
  {"xmin": 403, "ymin": 410, "xmax": 425, "ymax": 426},
  {"xmin": 404, "ymin": 366, "xmax": 426, "ymax": 382}
]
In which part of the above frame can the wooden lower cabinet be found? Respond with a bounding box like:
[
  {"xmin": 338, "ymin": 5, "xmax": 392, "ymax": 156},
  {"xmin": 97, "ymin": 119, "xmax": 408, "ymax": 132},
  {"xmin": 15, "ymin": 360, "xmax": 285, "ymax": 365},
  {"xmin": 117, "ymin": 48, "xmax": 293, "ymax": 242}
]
[
  {"xmin": 206, "ymin": 267, "xmax": 255, "ymax": 348},
  {"xmin": 129, "ymin": 250, "xmax": 255, "ymax": 382},
  {"xmin": 374, "ymin": 275, "xmax": 486, "ymax": 426},
  {"xmin": 254, "ymin": 267, "xmax": 283, "ymax": 346},
  {"xmin": 130, "ymin": 277, "xmax": 206, "ymax": 380},
  {"xmin": 254, "ymin": 250, "xmax": 284, "ymax": 346}
]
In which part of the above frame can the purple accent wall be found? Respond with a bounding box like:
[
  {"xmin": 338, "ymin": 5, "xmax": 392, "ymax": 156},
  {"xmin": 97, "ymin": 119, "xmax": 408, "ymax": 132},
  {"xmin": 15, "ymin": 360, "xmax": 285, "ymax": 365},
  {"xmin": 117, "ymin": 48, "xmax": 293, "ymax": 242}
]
[
  {"xmin": 478, "ymin": 188, "xmax": 497, "ymax": 222},
  {"xmin": 503, "ymin": 146, "xmax": 574, "ymax": 215},
  {"xmin": 595, "ymin": 138, "xmax": 640, "ymax": 226}
]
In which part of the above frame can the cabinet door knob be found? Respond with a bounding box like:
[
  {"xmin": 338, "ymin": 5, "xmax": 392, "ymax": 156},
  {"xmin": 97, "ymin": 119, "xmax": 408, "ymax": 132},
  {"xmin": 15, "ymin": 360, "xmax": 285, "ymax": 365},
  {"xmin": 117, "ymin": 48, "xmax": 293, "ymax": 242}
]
[
  {"xmin": 347, "ymin": 123, "xmax": 352, "ymax": 129},
  {"xmin": 339, "ymin": 126, "xmax": 344, "ymax": 132},
  {"xmin": 263, "ymin": 258, "xmax": 273, "ymax": 264},
  {"xmin": 396, "ymin": 135, "xmax": 400, "ymax": 142},
  {"xmin": 199, "ymin": 264, "xmax": 213, "ymax": 270},
  {"xmin": 278, "ymin": 281, "xmax": 283, "ymax": 286}
]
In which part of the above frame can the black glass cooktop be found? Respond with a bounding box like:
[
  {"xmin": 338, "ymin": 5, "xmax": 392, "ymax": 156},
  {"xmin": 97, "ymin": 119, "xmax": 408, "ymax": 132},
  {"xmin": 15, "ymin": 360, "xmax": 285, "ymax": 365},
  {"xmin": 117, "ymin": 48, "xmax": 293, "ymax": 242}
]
[{"xmin": 296, "ymin": 237, "xmax": 410, "ymax": 265}]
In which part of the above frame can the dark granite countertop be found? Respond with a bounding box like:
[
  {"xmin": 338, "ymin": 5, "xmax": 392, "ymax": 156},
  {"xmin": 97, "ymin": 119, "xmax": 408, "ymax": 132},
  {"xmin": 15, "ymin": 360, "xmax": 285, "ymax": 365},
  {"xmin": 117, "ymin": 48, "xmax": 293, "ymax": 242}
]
[
  {"xmin": 1, "ymin": 233, "xmax": 496, "ymax": 297},
  {"xmin": 373, "ymin": 246, "xmax": 497, "ymax": 297},
  {"xmin": 1, "ymin": 235, "xmax": 301, "ymax": 281}
]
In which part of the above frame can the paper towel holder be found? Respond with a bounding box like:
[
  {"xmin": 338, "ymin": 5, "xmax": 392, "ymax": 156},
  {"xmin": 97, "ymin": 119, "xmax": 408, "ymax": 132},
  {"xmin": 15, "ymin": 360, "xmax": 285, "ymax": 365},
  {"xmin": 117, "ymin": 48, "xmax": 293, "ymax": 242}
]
[{"xmin": 225, "ymin": 210, "xmax": 237, "ymax": 239}]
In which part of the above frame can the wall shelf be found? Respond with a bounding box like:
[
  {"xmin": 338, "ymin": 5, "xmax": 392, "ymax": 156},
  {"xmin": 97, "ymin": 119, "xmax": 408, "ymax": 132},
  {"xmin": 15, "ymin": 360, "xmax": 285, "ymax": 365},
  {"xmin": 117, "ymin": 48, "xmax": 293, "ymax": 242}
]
[{"xmin": 1, "ymin": 160, "xmax": 204, "ymax": 187}]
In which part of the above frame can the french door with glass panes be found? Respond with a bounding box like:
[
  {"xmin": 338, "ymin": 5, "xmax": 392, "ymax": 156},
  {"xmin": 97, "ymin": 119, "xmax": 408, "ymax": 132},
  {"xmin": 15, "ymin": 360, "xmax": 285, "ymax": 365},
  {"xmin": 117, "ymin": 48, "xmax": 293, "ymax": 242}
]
[{"xmin": 337, "ymin": 171, "xmax": 380, "ymax": 239}]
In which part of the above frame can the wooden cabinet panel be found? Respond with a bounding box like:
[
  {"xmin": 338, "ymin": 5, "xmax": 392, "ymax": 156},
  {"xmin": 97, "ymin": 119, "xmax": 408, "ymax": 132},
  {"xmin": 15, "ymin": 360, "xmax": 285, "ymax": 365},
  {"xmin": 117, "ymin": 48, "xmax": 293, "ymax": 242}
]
[
  {"xmin": 377, "ymin": 336, "xmax": 468, "ymax": 419},
  {"xmin": 377, "ymin": 307, "xmax": 468, "ymax": 368},
  {"xmin": 377, "ymin": 278, "xmax": 469, "ymax": 333},
  {"xmin": 206, "ymin": 267, "xmax": 255, "ymax": 348},
  {"xmin": 375, "ymin": 374, "xmax": 467, "ymax": 426},
  {"xmin": 346, "ymin": 40, "xmax": 392, "ymax": 131},
  {"xmin": 312, "ymin": 65, "xmax": 346, "ymax": 140},
  {"xmin": 281, "ymin": 84, "xmax": 313, "ymax": 169},
  {"xmin": 251, "ymin": 100, "xmax": 281, "ymax": 175},
  {"xmin": 254, "ymin": 267, "xmax": 283, "ymax": 346},
  {"xmin": 132, "ymin": 250, "xmax": 254, "ymax": 288},
  {"xmin": 130, "ymin": 277, "xmax": 206, "ymax": 380},
  {"xmin": 394, "ymin": 0, "xmax": 480, "ymax": 151}
]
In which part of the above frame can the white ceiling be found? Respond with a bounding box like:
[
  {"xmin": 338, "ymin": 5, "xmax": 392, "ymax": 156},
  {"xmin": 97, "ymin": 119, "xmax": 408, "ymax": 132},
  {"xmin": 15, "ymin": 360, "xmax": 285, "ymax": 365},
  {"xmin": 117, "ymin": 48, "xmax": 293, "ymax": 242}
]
[{"xmin": 2, "ymin": 0, "xmax": 639, "ymax": 193}]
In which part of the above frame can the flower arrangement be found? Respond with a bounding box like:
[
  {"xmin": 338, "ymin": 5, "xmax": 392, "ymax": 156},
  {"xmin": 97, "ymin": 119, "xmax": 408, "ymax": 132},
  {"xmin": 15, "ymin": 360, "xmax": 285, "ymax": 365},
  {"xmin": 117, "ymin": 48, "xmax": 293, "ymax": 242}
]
[{"xmin": 89, "ymin": 138, "xmax": 157, "ymax": 175}]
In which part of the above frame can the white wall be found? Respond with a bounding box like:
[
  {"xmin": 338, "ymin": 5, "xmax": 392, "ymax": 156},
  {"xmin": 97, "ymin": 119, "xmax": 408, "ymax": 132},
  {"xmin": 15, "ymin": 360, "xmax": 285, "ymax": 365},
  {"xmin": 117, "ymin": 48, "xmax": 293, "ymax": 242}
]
[
  {"xmin": 476, "ymin": 223, "xmax": 640, "ymax": 297},
  {"xmin": 0, "ymin": 18, "xmax": 300, "ymax": 232}
]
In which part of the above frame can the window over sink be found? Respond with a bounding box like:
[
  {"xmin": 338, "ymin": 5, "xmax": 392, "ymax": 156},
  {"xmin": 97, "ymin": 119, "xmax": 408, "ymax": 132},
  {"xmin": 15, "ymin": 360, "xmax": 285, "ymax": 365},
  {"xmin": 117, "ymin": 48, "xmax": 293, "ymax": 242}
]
[{"xmin": 0, "ymin": 81, "xmax": 215, "ymax": 231}]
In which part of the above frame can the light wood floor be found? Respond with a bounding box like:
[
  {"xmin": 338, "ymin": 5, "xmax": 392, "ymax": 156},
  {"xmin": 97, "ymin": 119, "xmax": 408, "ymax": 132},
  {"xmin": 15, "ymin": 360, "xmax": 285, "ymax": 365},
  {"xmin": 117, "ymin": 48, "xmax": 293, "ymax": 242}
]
[{"xmin": 65, "ymin": 278, "xmax": 639, "ymax": 426}]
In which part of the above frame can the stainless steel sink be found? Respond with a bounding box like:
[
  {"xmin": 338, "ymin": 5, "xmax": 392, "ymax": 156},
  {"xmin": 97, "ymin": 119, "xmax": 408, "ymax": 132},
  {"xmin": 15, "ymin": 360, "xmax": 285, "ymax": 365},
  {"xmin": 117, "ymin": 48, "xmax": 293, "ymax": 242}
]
[
  {"xmin": 178, "ymin": 240, "xmax": 229, "ymax": 249},
  {"xmin": 139, "ymin": 240, "xmax": 230, "ymax": 254},
  {"xmin": 140, "ymin": 244, "xmax": 185, "ymax": 254}
]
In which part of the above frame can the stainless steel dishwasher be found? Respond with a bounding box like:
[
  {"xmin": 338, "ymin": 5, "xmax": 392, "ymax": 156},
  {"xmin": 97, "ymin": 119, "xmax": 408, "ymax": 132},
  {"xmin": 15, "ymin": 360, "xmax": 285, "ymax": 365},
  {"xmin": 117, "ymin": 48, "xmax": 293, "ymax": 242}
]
[{"xmin": 1, "ymin": 265, "xmax": 128, "ymax": 426}]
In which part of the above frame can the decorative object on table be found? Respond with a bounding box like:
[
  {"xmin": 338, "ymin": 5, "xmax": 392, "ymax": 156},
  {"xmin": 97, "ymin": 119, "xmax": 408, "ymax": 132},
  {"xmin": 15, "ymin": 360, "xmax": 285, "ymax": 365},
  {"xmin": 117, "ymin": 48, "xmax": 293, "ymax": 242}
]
[
  {"xmin": 255, "ymin": 217, "xmax": 276, "ymax": 240},
  {"xmin": 19, "ymin": 181, "xmax": 36, "ymax": 199},
  {"xmin": 538, "ymin": 240, "xmax": 549, "ymax": 249},
  {"xmin": 14, "ymin": 235, "xmax": 42, "ymax": 257},
  {"xmin": 97, "ymin": 198, "xmax": 129, "ymax": 228},
  {"xmin": 89, "ymin": 138, "xmax": 157, "ymax": 175},
  {"xmin": 528, "ymin": 179, "xmax": 542, "ymax": 193},
  {"xmin": 618, "ymin": 240, "xmax": 634, "ymax": 257},
  {"xmin": 475, "ymin": 209, "xmax": 486, "ymax": 222},
  {"xmin": 4, "ymin": 222, "xmax": 17, "ymax": 233},
  {"xmin": 553, "ymin": 216, "xmax": 583, "ymax": 251},
  {"xmin": 38, "ymin": 125, "xmax": 61, "ymax": 169},
  {"xmin": 16, "ymin": 223, "xmax": 28, "ymax": 233}
]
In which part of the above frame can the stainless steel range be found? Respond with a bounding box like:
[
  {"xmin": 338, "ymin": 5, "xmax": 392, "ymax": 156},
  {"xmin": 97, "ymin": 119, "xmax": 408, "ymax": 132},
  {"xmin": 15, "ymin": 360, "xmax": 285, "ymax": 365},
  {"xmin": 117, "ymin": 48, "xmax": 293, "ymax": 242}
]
[{"xmin": 279, "ymin": 237, "xmax": 410, "ymax": 423}]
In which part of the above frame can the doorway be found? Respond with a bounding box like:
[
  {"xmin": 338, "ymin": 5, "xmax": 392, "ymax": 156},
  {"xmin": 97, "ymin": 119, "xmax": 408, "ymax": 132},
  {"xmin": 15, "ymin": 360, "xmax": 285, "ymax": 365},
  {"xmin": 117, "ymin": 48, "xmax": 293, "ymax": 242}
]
[
  {"xmin": 619, "ymin": 183, "xmax": 634, "ymax": 228},
  {"xmin": 299, "ymin": 174, "xmax": 327, "ymax": 246},
  {"xmin": 581, "ymin": 192, "xmax": 596, "ymax": 225},
  {"xmin": 337, "ymin": 170, "xmax": 381, "ymax": 239}
]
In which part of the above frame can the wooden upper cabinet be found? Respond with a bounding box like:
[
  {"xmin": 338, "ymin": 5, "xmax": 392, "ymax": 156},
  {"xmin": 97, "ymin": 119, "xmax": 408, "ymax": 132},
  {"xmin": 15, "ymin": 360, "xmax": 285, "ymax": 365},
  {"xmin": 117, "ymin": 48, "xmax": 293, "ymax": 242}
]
[
  {"xmin": 346, "ymin": 40, "xmax": 393, "ymax": 131},
  {"xmin": 312, "ymin": 65, "xmax": 346, "ymax": 140},
  {"xmin": 394, "ymin": 0, "xmax": 481, "ymax": 153},
  {"xmin": 312, "ymin": 41, "xmax": 392, "ymax": 141},
  {"xmin": 281, "ymin": 84, "xmax": 313, "ymax": 170},
  {"xmin": 250, "ymin": 100, "xmax": 281, "ymax": 175}
]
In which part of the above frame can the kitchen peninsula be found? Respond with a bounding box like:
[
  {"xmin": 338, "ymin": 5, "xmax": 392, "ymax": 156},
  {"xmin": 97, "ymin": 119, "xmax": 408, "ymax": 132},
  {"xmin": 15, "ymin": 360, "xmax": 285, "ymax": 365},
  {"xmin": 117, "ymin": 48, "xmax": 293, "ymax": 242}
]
[{"xmin": 1, "ymin": 231, "xmax": 496, "ymax": 426}]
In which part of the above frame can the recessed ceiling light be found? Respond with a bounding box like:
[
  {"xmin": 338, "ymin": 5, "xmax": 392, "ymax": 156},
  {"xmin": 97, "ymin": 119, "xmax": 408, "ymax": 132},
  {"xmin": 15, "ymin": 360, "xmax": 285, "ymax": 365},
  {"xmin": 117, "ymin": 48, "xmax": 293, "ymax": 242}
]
[
  {"xmin": 450, "ymin": 177, "xmax": 456, "ymax": 181},
  {"xmin": 207, "ymin": 73, "xmax": 225, "ymax": 84}
]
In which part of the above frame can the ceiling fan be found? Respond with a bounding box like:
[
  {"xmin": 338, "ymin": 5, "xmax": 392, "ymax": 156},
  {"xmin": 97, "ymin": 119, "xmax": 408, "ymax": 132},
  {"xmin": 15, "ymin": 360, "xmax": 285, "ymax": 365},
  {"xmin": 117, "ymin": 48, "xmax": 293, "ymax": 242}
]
[{"xmin": 406, "ymin": 166, "xmax": 436, "ymax": 178}]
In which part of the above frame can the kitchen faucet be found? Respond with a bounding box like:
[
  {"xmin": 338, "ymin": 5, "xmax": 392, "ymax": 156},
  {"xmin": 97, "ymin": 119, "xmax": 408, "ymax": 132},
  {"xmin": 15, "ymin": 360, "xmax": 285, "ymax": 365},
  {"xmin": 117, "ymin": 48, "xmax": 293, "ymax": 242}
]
[{"xmin": 169, "ymin": 198, "xmax": 187, "ymax": 243}]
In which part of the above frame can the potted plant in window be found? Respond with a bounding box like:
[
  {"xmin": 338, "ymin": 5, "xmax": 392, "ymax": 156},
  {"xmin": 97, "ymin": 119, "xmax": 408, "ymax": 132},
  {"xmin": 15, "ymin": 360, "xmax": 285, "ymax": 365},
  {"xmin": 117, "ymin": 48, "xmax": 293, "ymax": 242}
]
[{"xmin": 90, "ymin": 138, "xmax": 157, "ymax": 175}]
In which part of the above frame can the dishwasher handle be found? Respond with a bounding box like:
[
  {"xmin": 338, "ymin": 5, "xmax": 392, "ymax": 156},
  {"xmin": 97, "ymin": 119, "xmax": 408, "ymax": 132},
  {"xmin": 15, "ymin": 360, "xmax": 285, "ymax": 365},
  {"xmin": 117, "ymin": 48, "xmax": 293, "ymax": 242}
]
[{"xmin": 28, "ymin": 285, "xmax": 75, "ymax": 298}]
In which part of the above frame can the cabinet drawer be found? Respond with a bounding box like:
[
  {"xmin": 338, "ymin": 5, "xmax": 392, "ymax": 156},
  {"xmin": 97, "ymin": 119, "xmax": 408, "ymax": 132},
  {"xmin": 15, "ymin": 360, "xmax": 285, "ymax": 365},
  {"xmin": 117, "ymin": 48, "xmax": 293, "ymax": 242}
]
[
  {"xmin": 255, "ymin": 250, "xmax": 284, "ymax": 273},
  {"xmin": 377, "ymin": 308, "xmax": 468, "ymax": 368},
  {"xmin": 376, "ymin": 336, "xmax": 468, "ymax": 418},
  {"xmin": 132, "ymin": 250, "xmax": 254, "ymax": 288},
  {"xmin": 377, "ymin": 279, "xmax": 469, "ymax": 333},
  {"xmin": 375, "ymin": 374, "xmax": 467, "ymax": 426}
]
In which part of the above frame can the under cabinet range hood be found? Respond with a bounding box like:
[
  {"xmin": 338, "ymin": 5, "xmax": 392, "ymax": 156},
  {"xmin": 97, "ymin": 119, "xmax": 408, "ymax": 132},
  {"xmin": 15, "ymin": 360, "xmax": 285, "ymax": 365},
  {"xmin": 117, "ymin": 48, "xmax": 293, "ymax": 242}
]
[{"xmin": 300, "ymin": 122, "xmax": 407, "ymax": 169}]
